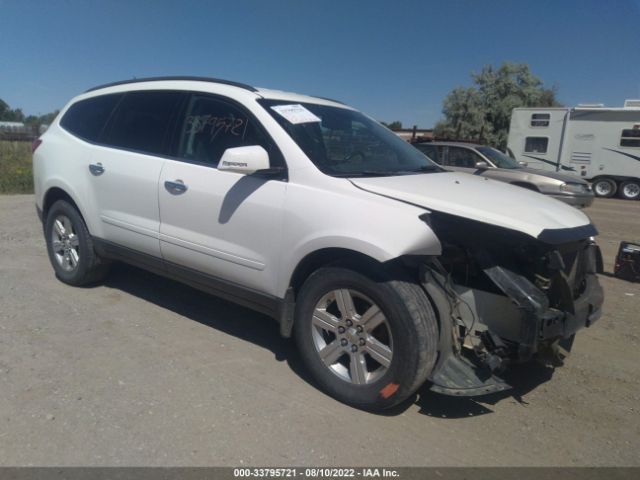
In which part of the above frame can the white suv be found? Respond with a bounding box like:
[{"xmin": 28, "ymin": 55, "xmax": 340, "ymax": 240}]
[{"xmin": 33, "ymin": 77, "xmax": 604, "ymax": 410}]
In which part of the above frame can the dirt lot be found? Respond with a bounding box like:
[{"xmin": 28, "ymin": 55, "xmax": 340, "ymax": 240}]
[{"xmin": 0, "ymin": 195, "xmax": 638, "ymax": 466}]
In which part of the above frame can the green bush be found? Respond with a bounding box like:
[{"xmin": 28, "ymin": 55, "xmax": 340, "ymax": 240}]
[{"xmin": 0, "ymin": 140, "xmax": 33, "ymax": 194}]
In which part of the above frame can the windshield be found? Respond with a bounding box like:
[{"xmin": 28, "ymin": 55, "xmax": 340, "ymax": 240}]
[
  {"xmin": 259, "ymin": 100, "xmax": 441, "ymax": 177},
  {"xmin": 476, "ymin": 146, "xmax": 522, "ymax": 169}
]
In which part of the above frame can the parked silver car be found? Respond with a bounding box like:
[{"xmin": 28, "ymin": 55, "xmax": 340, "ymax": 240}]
[{"xmin": 414, "ymin": 141, "xmax": 594, "ymax": 208}]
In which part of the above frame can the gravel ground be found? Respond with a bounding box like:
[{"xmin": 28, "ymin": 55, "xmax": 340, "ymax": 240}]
[{"xmin": 0, "ymin": 194, "xmax": 638, "ymax": 466}]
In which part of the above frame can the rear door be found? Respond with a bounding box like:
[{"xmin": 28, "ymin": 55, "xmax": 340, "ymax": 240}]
[
  {"xmin": 158, "ymin": 93, "xmax": 287, "ymax": 296},
  {"xmin": 89, "ymin": 90, "xmax": 185, "ymax": 257}
]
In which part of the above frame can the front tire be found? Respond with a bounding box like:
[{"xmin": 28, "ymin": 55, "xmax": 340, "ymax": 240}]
[
  {"xmin": 44, "ymin": 200, "xmax": 110, "ymax": 286},
  {"xmin": 294, "ymin": 266, "xmax": 438, "ymax": 410},
  {"xmin": 618, "ymin": 180, "xmax": 640, "ymax": 200}
]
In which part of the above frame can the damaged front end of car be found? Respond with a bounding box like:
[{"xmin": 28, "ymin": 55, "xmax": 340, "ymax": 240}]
[{"xmin": 417, "ymin": 211, "xmax": 604, "ymax": 397}]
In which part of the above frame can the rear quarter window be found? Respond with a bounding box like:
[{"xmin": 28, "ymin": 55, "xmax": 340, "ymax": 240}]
[{"xmin": 59, "ymin": 94, "xmax": 123, "ymax": 142}]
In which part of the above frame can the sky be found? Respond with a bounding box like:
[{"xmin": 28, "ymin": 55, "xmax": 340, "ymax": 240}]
[{"xmin": 1, "ymin": 0, "xmax": 639, "ymax": 127}]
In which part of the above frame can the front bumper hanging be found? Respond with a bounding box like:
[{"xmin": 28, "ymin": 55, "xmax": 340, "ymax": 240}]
[{"xmin": 424, "ymin": 242, "xmax": 604, "ymax": 397}]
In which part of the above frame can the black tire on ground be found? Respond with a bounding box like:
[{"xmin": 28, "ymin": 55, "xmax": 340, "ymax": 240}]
[
  {"xmin": 44, "ymin": 199, "xmax": 110, "ymax": 286},
  {"xmin": 618, "ymin": 179, "xmax": 640, "ymax": 200},
  {"xmin": 294, "ymin": 266, "xmax": 438, "ymax": 411},
  {"xmin": 592, "ymin": 178, "xmax": 617, "ymax": 198}
]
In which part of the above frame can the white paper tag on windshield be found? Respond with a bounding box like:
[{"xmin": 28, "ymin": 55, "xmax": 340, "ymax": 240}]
[{"xmin": 270, "ymin": 104, "xmax": 321, "ymax": 124}]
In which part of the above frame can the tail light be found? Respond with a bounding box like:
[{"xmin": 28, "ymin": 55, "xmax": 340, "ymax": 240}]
[{"xmin": 32, "ymin": 138, "xmax": 42, "ymax": 153}]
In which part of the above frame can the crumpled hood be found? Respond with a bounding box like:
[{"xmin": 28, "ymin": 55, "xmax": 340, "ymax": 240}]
[{"xmin": 350, "ymin": 172, "xmax": 594, "ymax": 240}]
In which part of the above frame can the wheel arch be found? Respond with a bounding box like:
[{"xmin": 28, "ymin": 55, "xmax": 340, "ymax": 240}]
[
  {"xmin": 279, "ymin": 247, "xmax": 422, "ymax": 338},
  {"xmin": 43, "ymin": 187, "xmax": 80, "ymax": 219},
  {"xmin": 289, "ymin": 247, "xmax": 388, "ymax": 297},
  {"xmin": 41, "ymin": 183, "xmax": 97, "ymax": 235}
]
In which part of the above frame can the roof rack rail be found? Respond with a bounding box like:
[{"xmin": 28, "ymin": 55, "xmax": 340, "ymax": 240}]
[
  {"xmin": 85, "ymin": 76, "xmax": 258, "ymax": 93},
  {"xmin": 312, "ymin": 95, "xmax": 345, "ymax": 105}
]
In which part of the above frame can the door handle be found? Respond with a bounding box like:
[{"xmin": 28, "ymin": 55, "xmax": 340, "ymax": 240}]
[
  {"xmin": 164, "ymin": 179, "xmax": 188, "ymax": 195},
  {"xmin": 89, "ymin": 163, "xmax": 105, "ymax": 176}
]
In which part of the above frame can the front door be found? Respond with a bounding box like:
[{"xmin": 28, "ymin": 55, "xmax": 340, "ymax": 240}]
[{"xmin": 158, "ymin": 93, "xmax": 287, "ymax": 296}]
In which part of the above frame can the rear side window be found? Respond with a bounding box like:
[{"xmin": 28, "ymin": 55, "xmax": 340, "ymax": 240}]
[
  {"xmin": 524, "ymin": 137, "xmax": 549, "ymax": 153},
  {"xmin": 176, "ymin": 95, "xmax": 269, "ymax": 167},
  {"xmin": 60, "ymin": 94, "xmax": 122, "ymax": 142},
  {"xmin": 104, "ymin": 91, "xmax": 183, "ymax": 155},
  {"xmin": 620, "ymin": 129, "xmax": 640, "ymax": 148}
]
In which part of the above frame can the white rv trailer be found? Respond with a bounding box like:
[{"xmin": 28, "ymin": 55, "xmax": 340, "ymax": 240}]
[{"xmin": 507, "ymin": 100, "xmax": 640, "ymax": 200}]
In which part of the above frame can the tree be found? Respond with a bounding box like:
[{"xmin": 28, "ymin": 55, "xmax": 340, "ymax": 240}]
[
  {"xmin": 0, "ymin": 99, "xmax": 26, "ymax": 122},
  {"xmin": 381, "ymin": 120, "xmax": 403, "ymax": 130},
  {"xmin": 434, "ymin": 87, "xmax": 489, "ymax": 142},
  {"xmin": 0, "ymin": 98, "xmax": 9, "ymax": 119},
  {"xmin": 24, "ymin": 110, "xmax": 59, "ymax": 131},
  {"xmin": 434, "ymin": 62, "xmax": 561, "ymax": 149},
  {"xmin": 1, "ymin": 97, "xmax": 59, "ymax": 134}
]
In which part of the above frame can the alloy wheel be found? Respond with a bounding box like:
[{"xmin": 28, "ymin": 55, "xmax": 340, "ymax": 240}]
[
  {"xmin": 311, "ymin": 289, "xmax": 393, "ymax": 385},
  {"xmin": 50, "ymin": 214, "xmax": 80, "ymax": 272}
]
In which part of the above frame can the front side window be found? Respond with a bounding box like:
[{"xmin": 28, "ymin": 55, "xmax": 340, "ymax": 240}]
[
  {"xmin": 531, "ymin": 113, "xmax": 550, "ymax": 127},
  {"xmin": 446, "ymin": 147, "xmax": 481, "ymax": 168},
  {"xmin": 104, "ymin": 91, "xmax": 183, "ymax": 155},
  {"xmin": 620, "ymin": 129, "xmax": 640, "ymax": 148},
  {"xmin": 60, "ymin": 93, "xmax": 122, "ymax": 142},
  {"xmin": 176, "ymin": 95, "xmax": 269, "ymax": 167},
  {"xmin": 524, "ymin": 137, "xmax": 549, "ymax": 154},
  {"xmin": 259, "ymin": 100, "xmax": 440, "ymax": 177}
]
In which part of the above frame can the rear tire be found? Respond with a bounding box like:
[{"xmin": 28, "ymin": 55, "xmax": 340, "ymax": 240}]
[
  {"xmin": 618, "ymin": 180, "xmax": 640, "ymax": 200},
  {"xmin": 294, "ymin": 266, "xmax": 438, "ymax": 411},
  {"xmin": 592, "ymin": 178, "xmax": 617, "ymax": 198},
  {"xmin": 44, "ymin": 200, "xmax": 110, "ymax": 286}
]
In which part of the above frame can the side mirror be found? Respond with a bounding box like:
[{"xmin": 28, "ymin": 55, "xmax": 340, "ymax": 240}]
[
  {"xmin": 218, "ymin": 145, "xmax": 270, "ymax": 175},
  {"xmin": 518, "ymin": 161, "xmax": 528, "ymax": 167},
  {"xmin": 475, "ymin": 161, "xmax": 489, "ymax": 169}
]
